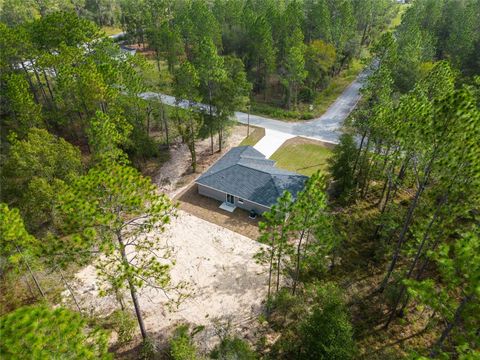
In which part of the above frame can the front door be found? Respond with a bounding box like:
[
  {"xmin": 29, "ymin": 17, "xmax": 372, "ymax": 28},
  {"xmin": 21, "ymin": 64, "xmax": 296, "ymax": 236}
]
[{"xmin": 226, "ymin": 194, "xmax": 235, "ymax": 205}]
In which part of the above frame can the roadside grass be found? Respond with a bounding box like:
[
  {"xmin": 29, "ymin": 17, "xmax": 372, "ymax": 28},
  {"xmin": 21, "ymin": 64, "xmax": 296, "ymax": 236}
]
[
  {"xmin": 101, "ymin": 26, "xmax": 123, "ymax": 36},
  {"xmin": 141, "ymin": 59, "xmax": 173, "ymax": 94},
  {"xmin": 239, "ymin": 126, "xmax": 265, "ymax": 146},
  {"xmin": 313, "ymin": 58, "xmax": 364, "ymax": 116},
  {"xmin": 250, "ymin": 102, "xmax": 314, "ymax": 121},
  {"xmin": 251, "ymin": 58, "xmax": 364, "ymax": 122},
  {"xmin": 270, "ymin": 137, "xmax": 333, "ymax": 176},
  {"xmin": 388, "ymin": 3, "xmax": 409, "ymax": 31}
]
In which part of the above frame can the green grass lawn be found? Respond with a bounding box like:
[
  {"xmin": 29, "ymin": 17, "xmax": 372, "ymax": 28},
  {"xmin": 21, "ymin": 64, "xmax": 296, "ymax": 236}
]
[
  {"xmin": 270, "ymin": 137, "xmax": 333, "ymax": 176},
  {"xmin": 239, "ymin": 126, "xmax": 265, "ymax": 146},
  {"xmin": 101, "ymin": 26, "xmax": 123, "ymax": 36}
]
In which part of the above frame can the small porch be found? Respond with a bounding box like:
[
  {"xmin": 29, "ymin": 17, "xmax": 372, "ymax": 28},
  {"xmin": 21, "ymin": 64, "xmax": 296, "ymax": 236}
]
[{"xmin": 219, "ymin": 201, "xmax": 237, "ymax": 213}]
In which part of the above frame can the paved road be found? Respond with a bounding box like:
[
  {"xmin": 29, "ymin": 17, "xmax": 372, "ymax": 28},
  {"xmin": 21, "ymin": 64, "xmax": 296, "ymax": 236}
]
[{"xmin": 140, "ymin": 71, "xmax": 367, "ymax": 145}]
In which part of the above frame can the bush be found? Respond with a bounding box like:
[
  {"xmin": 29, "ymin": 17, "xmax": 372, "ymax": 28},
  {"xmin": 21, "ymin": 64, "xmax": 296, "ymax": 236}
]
[
  {"xmin": 298, "ymin": 87, "xmax": 315, "ymax": 103},
  {"xmin": 169, "ymin": 325, "xmax": 198, "ymax": 360},
  {"xmin": 210, "ymin": 337, "xmax": 257, "ymax": 360},
  {"xmin": 328, "ymin": 133, "xmax": 357, "ymax": 203},
  {"xmin": 110, "ymin": 309, "xmax": 135, "ymax": 345},
  {"xmin": 297, "ymin": 283, "xmax": 356, "ymax": 359},
  {"xmin": 268, "ymin": 288, "xmax": 306, "ymax": 329},
  {"xmin": 140, "ymin": 337, "xmax": 157, "ymax": 360}
]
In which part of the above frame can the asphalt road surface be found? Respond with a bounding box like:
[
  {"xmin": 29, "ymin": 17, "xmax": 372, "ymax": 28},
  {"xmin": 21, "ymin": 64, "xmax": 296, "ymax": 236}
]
[{"xmin": 140, "ymin": 71, "xmax": 367, "ymax": 145}]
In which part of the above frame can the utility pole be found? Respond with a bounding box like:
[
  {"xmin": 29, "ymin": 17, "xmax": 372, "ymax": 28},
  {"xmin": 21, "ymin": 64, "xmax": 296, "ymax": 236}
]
[{"xmin": 247, "ymin": 104, "xmax": 251, "ymax": 137}]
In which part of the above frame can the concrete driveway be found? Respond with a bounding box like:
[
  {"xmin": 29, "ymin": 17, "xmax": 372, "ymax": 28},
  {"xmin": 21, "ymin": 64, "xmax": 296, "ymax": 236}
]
[
  {"xmin": 140, "ymin": 70, "xmax": 366, "ymax": 146},
  {"xmin": 253, "ymin": 129, "xmax": 295, "ymax": 158}
]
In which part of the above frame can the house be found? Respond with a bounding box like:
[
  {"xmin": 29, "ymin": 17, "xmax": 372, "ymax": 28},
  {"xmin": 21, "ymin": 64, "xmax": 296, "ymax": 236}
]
[{"xmin": 195, "ymin": 146, "xmax": 308, "ymax": 214}]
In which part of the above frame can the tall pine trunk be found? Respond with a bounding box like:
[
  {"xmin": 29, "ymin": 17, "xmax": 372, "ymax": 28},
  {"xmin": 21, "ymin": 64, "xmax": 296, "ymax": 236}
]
[
  {"xmin": 352, "ymin": 129, "xmax": 367, "ymax": 176},
  {"xmin": 292, "ymin": 224, "xmax": 307, "ymax": 296},
  {"xmin": 16, "ymin": 245, "xmax": 45, "ymax": 298},
  {"xmin": 384, "ymin": 208, "xmax": 442, "ymax": 328},
  {"xmin": 379, "ymin": 156, "xmax": 435, "ymax": 292},
  {"xmin": 20, "ymin": 63, "xmax": 39, "ymax": 104},
  {"xmin": 430, "ymin": 294, "xmax": 472, "ymax": 358},
  {"xmin": 117, "ymin": 233, "xmax": 148, "ymax": 340}
]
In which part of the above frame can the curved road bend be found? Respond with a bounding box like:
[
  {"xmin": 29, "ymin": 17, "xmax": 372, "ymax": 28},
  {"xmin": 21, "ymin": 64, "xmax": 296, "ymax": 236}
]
[{"xmin": 140, "ymin": 71, "xmax": 367, "ymax": 145}]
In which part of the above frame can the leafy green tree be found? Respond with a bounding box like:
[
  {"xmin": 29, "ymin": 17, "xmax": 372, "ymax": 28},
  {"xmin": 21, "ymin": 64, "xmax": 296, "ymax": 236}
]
[
  {"xmin": 85, "ymin": 0, "xmax": 120, "ymax": 27},
  {"xmin": 243, "ymin": 12, "xmax": 276, "ymax": 96},
  {"xmin": 87, "ymin": 111, "xmax": 132, "ymax": 164},
  {"xmin": 394, "ymin": 11, "xmax": 435, "ymax": 93},
  {"xmin": 2, "ymin": 73, "xmax": 43, "ymax": 136},
  {"xmin": 328, "ymin": 133, "xmax": 358, "ymax": 203},
  {"xmin": 194, "ymin": 37, "xmax": 227, "ymax": 153},
  {"xmin": 176, "ymin": 0, "xmax": 222, "ymax": 60},
  {"xmin": 213, "ymin": 56, "xmax": 251, "ymax": 151},
  {"xmin": 119, "ymin": 0, "xmax": 147, "ymax": 47},
  {"xmin": 173, "ymin": 60, "xmax": 202, "ymax": 171},
  {"xmin": 297, "ymin": 283, "xmax": 356, "ymax": 359},
  {"xmin": 281, "ymin": 28, "xmax": 307, "ymax": 109},
  {"xmin": 0, "ymin": 0, "xmax": 39, "ymax": 26},
  {"xmin": 439, "ymin": 0, "xmax": 480, "ymax": 76},
  {"xmin": 0, "ymin": 305, "xmax": 111, "ymax": 359},
  {"xmin": 2, "ymin": 129, "xmax": 82, "ymax": 233},
  {"xmin": 328, "ymin": 0, "xmax": 357, "ymax": 71},
  {"xmin": 255, "ymin": 191, "xmax": 294, "ymax": 309},
  {"xmin": 57, "ymin": 163, "xmax": 176, "ymax": 342},
  {"xmin": 305, "ymin": 39, "xmax": 336, "ymax": 91},
  {"xmin": 0, "ymin": 204, "xmax": 45, "ymax": 298},
  {"xmin": 148, "ymin": 22, "xmax": 184, "ymax": 73},
  {"xmin": 354, "ymin": 0, "xmax": 393, "ymax": 46},
  {"xmin": 304, "ymin": 0, "xmax": 332, "ymax": 43},
  {"xmin": 28, "ymin": 11, "xmax": 100, "ymax": 50},
  {"xmin": 406, "ymin": 232, "xmax": 480, "ymax": 358},
  {"xmin": 290, "ymin": 171, "xmax": 332, "ymax": 294}
]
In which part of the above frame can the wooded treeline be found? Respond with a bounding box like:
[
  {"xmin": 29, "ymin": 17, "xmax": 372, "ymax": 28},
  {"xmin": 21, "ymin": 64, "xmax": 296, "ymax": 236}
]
[
  {"xmin": 2, "ymin": 0, "xmax": 398, "ymax": 111},
  {"xmin": 326, "ymin": 0, "xmax": 480, "ymax": 357},
  {"xmin": 0, "ymin": 8, "xmax": 189, "ymax": 358}
]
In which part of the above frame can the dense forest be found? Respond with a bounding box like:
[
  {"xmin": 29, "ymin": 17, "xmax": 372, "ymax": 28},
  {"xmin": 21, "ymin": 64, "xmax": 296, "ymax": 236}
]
[{"xmin": 0, "ymin": 0, "xmax": 479, "ymax": 359}]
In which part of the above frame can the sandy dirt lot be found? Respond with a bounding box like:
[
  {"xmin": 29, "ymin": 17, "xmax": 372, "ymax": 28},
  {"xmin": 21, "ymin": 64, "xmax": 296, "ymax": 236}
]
[
  {"xmin": 68, "ymin": 210, "xmax": 268, "ymax": 352},
  {"xmin": 154, "ymin": 125, "xmax": 250, "ymax": 198}
]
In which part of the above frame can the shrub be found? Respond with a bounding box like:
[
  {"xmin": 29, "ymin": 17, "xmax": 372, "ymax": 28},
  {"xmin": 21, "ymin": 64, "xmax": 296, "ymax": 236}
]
[
  {"xmin": 140, "ymin": 337, "xmax": 157, "ymax": 360},
  {"xmin": 298, "ymin": 87, "xmax": 315, "ymax": 103},
  {"xmin": 297, "ymin": 283, "xmax": 356, "ymax": 359},
  {"xmin": 169, "ymin": 325, "xmax": 198, "ymax": 360},
  {"xmin": 210, "ymin": 337, "xmax": 257, "ymax": 360},
  {"xmin": 110, "ymin": 309, "xmax": 135, "ymax": 345}
]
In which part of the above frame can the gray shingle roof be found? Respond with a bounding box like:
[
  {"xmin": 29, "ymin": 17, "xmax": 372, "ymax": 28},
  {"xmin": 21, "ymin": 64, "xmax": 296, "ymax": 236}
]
[{"xmin": 196, "ymin": 146, "xmax": 308, "ymax": 208}]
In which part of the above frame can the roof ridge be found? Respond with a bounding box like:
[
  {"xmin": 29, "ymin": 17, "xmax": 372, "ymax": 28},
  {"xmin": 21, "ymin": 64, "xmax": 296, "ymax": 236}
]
[
  {"xmin": 236, "ymin": 163, "xmax": 278, "ymax": 176},
  {"xmin": 196, "ymin": 163, "xmax": 237, "ymax": 181}
]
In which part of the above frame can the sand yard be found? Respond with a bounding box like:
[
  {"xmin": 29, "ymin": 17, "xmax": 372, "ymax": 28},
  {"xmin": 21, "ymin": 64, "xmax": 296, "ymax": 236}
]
[{"xmin": 68, "ymin": 210, "xmax": 268, "ymax": 352}]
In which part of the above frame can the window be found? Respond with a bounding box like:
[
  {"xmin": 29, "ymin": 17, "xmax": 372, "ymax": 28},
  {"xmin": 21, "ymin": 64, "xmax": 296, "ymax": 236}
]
[{"xmin": 238, "ymin": 198, "xmax": 244, "ymax": 204}]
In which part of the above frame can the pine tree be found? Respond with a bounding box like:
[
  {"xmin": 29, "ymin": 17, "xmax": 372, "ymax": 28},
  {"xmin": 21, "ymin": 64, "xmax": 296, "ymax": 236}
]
[{"xmin": 57, "ymin": 163, "xmax": 177, "ymax": 343}]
